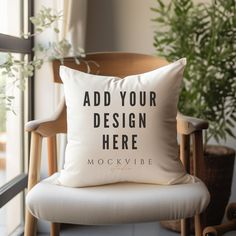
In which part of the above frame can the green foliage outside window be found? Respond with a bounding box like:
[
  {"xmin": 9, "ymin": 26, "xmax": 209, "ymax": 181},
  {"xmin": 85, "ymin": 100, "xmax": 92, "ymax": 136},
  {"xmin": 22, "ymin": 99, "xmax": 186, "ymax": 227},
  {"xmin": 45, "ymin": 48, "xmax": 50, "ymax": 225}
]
[{"xmin": 0, "ymin": 6, "xmax": 85, "ymax": 112}]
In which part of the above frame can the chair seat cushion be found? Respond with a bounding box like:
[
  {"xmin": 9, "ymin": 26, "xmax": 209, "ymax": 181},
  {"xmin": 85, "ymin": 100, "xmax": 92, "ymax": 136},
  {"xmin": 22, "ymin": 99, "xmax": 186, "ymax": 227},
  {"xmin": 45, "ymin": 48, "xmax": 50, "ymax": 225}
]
[{"xmin": 26, "ymin": 173, "xmax": 210, "ymax": 225}]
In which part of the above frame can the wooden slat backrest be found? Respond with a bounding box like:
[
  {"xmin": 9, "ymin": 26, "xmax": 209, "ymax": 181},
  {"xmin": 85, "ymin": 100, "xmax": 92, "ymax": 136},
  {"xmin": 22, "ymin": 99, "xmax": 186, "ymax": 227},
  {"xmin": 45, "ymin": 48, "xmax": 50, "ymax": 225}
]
[
  {"xmin": 52, "ymin": 52, "xmax": 168, "ymax": 83},
  {"xmin": 51, "ymin": 52, "xmax": 168, "ymax": 134}
]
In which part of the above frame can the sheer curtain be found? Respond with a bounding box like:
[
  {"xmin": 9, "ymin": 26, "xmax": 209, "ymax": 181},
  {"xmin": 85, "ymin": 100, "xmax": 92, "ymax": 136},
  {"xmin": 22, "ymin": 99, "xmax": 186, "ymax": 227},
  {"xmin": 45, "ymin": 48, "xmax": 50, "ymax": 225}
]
[
  {"xmin": 54, "ymin": 0, "xmax": 88, "ymax": 169},
  {"xmin": 62, "ymin": 0, "xmax": 87, "ymax": 50}
]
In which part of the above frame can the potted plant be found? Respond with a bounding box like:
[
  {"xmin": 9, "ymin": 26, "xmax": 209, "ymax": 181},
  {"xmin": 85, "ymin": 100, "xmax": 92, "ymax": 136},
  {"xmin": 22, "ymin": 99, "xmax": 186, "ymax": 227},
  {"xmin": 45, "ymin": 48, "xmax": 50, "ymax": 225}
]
[{"xmin": 152, "ymin": 0, "xmax": 235, "ymax": 230}]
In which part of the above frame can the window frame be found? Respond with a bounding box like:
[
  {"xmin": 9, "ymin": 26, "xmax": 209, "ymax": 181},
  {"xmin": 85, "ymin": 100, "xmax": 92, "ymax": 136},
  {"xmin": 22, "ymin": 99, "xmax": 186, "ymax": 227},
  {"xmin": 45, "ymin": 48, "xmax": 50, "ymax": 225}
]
[{"xmin": 0, "ymin": 0, "xmax": 34, "ymax": 208}]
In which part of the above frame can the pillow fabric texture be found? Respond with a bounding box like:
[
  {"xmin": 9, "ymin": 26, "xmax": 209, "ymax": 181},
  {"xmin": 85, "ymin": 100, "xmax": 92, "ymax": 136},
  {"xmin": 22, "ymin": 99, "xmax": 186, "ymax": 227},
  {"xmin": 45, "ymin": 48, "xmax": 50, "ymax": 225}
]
[{"xmin": 58, "ymin": 58, "xmax": 195, "ymax": 187}]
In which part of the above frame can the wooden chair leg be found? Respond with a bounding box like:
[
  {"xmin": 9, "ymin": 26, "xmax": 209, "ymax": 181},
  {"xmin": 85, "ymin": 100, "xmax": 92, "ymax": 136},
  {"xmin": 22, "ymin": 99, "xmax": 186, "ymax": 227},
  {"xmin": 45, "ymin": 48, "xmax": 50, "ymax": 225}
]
[
  {"xmin": 47, "ymin": 136, "xmax": 60, "ymax": 236},
  {"xmin": 50, "ymin": 223, "xmax": 60, "ymax": 236},
  {"xmin": 25, "ymin": 211, "xmax": 37, "ymax": 236},
  {"xmin": 192, "ymin": 132, "xmax": 205, "ymax": 236},
  {"xmin": 194, "ymin": 214, "xmax": 203, "ymax": 236},
  {"xmin": 192, "ymin": 130, "xmax": 205, "ymax": 180},
  {"xmin": 47, "ymin": 136, "xmax": 58, "ymax": 175},
  {"xmin": 181, "ymin": 218, "xmax": 190, "ymax": 236},
  {"xmin": 24, "ymin": 132, "xmax": 42, "ymax": 236},
  {"xmin": 180, "ymin": 134, "xmax": 190, "ymax": 173}
]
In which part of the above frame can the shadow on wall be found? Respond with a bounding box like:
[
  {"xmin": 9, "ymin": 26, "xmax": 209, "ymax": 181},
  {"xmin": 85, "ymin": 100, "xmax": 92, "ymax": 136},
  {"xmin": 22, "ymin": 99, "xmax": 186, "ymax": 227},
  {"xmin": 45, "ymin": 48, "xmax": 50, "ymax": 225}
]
[{"xmin": 86, "ymin": 0, "xmax": 118, "ymax": 52}]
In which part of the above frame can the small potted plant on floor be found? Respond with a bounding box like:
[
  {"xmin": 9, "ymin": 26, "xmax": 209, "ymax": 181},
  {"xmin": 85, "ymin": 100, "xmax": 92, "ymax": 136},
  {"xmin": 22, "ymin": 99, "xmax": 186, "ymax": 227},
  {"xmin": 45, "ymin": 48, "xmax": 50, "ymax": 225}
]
[{"xmin": 152, "ymin": 0, "xmax": 236, "ymax": 230}]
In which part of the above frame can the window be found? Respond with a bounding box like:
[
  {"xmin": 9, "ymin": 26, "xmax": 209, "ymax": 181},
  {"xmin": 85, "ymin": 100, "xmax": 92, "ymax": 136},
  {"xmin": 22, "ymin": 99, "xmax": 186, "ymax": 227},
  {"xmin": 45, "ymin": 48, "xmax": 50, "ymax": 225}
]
[
  {"xmin": 0, "ymin": 1, "xmax": 22, "ymax": 37},
  {"xmin": 0, "ymin": 0, "xmax": 34, "ymax": 235}
]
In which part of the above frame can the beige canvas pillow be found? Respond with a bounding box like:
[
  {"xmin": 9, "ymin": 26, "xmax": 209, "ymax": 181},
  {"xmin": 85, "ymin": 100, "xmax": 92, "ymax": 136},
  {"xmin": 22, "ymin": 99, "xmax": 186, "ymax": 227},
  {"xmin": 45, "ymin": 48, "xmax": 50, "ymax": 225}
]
[{"xmin": 58, "ymin": 58, "xmax": 195, "ymax": 187}]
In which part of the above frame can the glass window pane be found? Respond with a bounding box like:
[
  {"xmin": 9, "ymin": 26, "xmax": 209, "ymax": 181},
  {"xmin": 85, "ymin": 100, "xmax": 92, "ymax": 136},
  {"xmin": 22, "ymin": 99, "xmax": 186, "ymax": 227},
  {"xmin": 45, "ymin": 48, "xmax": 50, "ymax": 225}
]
[
  {"xmin": 0, "ymin": 52, "xmax": 24, "ymax": 188},
  {"xmin": 0, "ymin": 0, "xmax": 22, "ymax": 37},
  {"xmin": 0, "ymin": 192, "xmax": 23, "ymax": 235}
]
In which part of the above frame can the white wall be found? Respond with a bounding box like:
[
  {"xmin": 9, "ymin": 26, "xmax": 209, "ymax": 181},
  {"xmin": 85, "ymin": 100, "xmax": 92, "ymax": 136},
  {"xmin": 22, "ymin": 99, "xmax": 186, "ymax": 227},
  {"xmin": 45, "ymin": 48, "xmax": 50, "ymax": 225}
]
[{"xmin": 86, "ymin": 0, "xmax": 156, "ymax": 54}]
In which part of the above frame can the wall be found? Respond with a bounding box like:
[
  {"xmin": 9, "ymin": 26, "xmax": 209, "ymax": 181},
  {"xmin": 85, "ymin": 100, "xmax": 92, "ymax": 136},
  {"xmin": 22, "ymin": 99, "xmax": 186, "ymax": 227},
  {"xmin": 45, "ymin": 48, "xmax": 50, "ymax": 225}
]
[{"xmin": 86, "ymin": 0, "xmax": 156, "ymax": 54}]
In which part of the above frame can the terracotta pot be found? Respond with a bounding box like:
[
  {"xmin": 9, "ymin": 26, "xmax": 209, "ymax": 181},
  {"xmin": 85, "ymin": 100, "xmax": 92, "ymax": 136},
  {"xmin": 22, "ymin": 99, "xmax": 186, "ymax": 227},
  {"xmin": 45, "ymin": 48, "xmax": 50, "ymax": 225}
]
[{"xmin": 161, "ymin": 145, "xmax": 235, "ymax": 233}]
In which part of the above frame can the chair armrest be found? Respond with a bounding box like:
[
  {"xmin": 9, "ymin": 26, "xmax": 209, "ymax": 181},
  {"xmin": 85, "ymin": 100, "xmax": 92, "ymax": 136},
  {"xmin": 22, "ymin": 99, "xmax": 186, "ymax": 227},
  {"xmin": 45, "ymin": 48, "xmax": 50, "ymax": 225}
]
[
  {"xmin": 177, "ymin": 112, "xmax": 209, "ymax": 135},
  {"xmin": 26, "ymin": 118, "xmax": 61, "ymax": 137},
  {"xmin": 203, "ymin": 220, "xmax": 236, "ymax": 236},
  {"xmin": 25, "ymin": 98, "xmax": 67, "ymax": 137}
]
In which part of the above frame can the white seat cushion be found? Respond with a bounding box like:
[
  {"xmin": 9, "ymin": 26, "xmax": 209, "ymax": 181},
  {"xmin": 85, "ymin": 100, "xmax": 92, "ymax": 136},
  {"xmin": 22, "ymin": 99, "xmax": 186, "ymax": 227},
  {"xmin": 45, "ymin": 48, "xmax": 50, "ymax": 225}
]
[{"xmin": 26, "ymin": 173, "xmax": 210, "ymax": 225}]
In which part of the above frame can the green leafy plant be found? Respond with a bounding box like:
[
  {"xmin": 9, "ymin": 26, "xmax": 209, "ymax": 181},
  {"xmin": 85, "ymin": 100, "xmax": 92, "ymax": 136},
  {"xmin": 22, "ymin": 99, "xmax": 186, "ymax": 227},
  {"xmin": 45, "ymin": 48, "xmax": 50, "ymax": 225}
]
[
  {"xmin": 0, "ymin": 6, "xmax": 85, "ymax": 111},
  {"xmin": 152, "ymin": 0, "xmax": 236, "ymax": 144}
]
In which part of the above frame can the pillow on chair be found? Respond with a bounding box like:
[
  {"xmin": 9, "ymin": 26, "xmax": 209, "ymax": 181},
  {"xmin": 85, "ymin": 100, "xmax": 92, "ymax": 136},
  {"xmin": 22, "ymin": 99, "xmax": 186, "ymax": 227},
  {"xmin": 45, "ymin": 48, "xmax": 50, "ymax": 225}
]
[{"xmin": 58, "ymin": 58, "xmax": 195, "ymax": 187}]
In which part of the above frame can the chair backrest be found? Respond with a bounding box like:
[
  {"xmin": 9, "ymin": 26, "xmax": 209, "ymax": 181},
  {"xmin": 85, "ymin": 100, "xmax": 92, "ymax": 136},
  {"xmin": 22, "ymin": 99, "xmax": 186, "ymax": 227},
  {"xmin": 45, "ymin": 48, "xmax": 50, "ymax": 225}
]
[{"xmin": 52, "ymin": 52, "xmax": 168, "ymax": 133}]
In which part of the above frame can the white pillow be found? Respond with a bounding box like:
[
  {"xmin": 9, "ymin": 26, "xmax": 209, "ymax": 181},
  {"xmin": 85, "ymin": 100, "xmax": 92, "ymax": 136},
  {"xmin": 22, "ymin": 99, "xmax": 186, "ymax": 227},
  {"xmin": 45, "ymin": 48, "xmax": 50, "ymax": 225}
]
[{"xmin": 58, "ymin": 58, "xmax": 195, "ymax": 187}]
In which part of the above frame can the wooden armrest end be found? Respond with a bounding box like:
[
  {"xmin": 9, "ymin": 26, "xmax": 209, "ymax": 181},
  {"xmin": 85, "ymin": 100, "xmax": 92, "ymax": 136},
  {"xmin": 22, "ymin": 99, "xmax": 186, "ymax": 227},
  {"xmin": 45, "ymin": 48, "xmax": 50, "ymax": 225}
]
[
  {"xmin": 203, "ymin": 220, "xmax": 236, "ymax": 236},
  {"xmin": 25, "ymin": 120, "xmax": 39, "ymax": 132},
  {"xmin": 25, "ymin": 99, "xmax": 66, "ymax": 137},
  {"xmin": 25, "ymin": 116, "xmax": 66, "ymax": 137},
  {"xmin": 25, "ymin": 118, "xmax": 57, "ymax": 137},
  {"xmin": 177, "ymin": 113, "xmax": 209, "ymax": 135}
]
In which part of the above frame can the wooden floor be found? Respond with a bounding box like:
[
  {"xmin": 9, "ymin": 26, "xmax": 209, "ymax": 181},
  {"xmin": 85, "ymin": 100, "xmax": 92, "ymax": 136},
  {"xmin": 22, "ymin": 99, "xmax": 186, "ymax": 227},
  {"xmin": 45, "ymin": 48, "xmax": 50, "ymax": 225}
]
[
  {"xmin": 39, "ymin": 222, "xmax": 180, "ymax": 236},
  {"xmin": 37, "ymin": 222, "xmax": 236, "ymax": 236}
]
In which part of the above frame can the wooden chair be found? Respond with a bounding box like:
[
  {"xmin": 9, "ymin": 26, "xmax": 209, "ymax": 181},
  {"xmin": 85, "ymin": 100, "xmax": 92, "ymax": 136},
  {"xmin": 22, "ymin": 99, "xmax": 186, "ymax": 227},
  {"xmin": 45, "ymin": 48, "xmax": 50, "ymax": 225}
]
[
  {"xmin": 24, "ymin": 52, "xmax": 209, "ymax": 236},
  {"xmin": 203, "ymin": 203, "xmax": 236, "ymax": 236}
]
